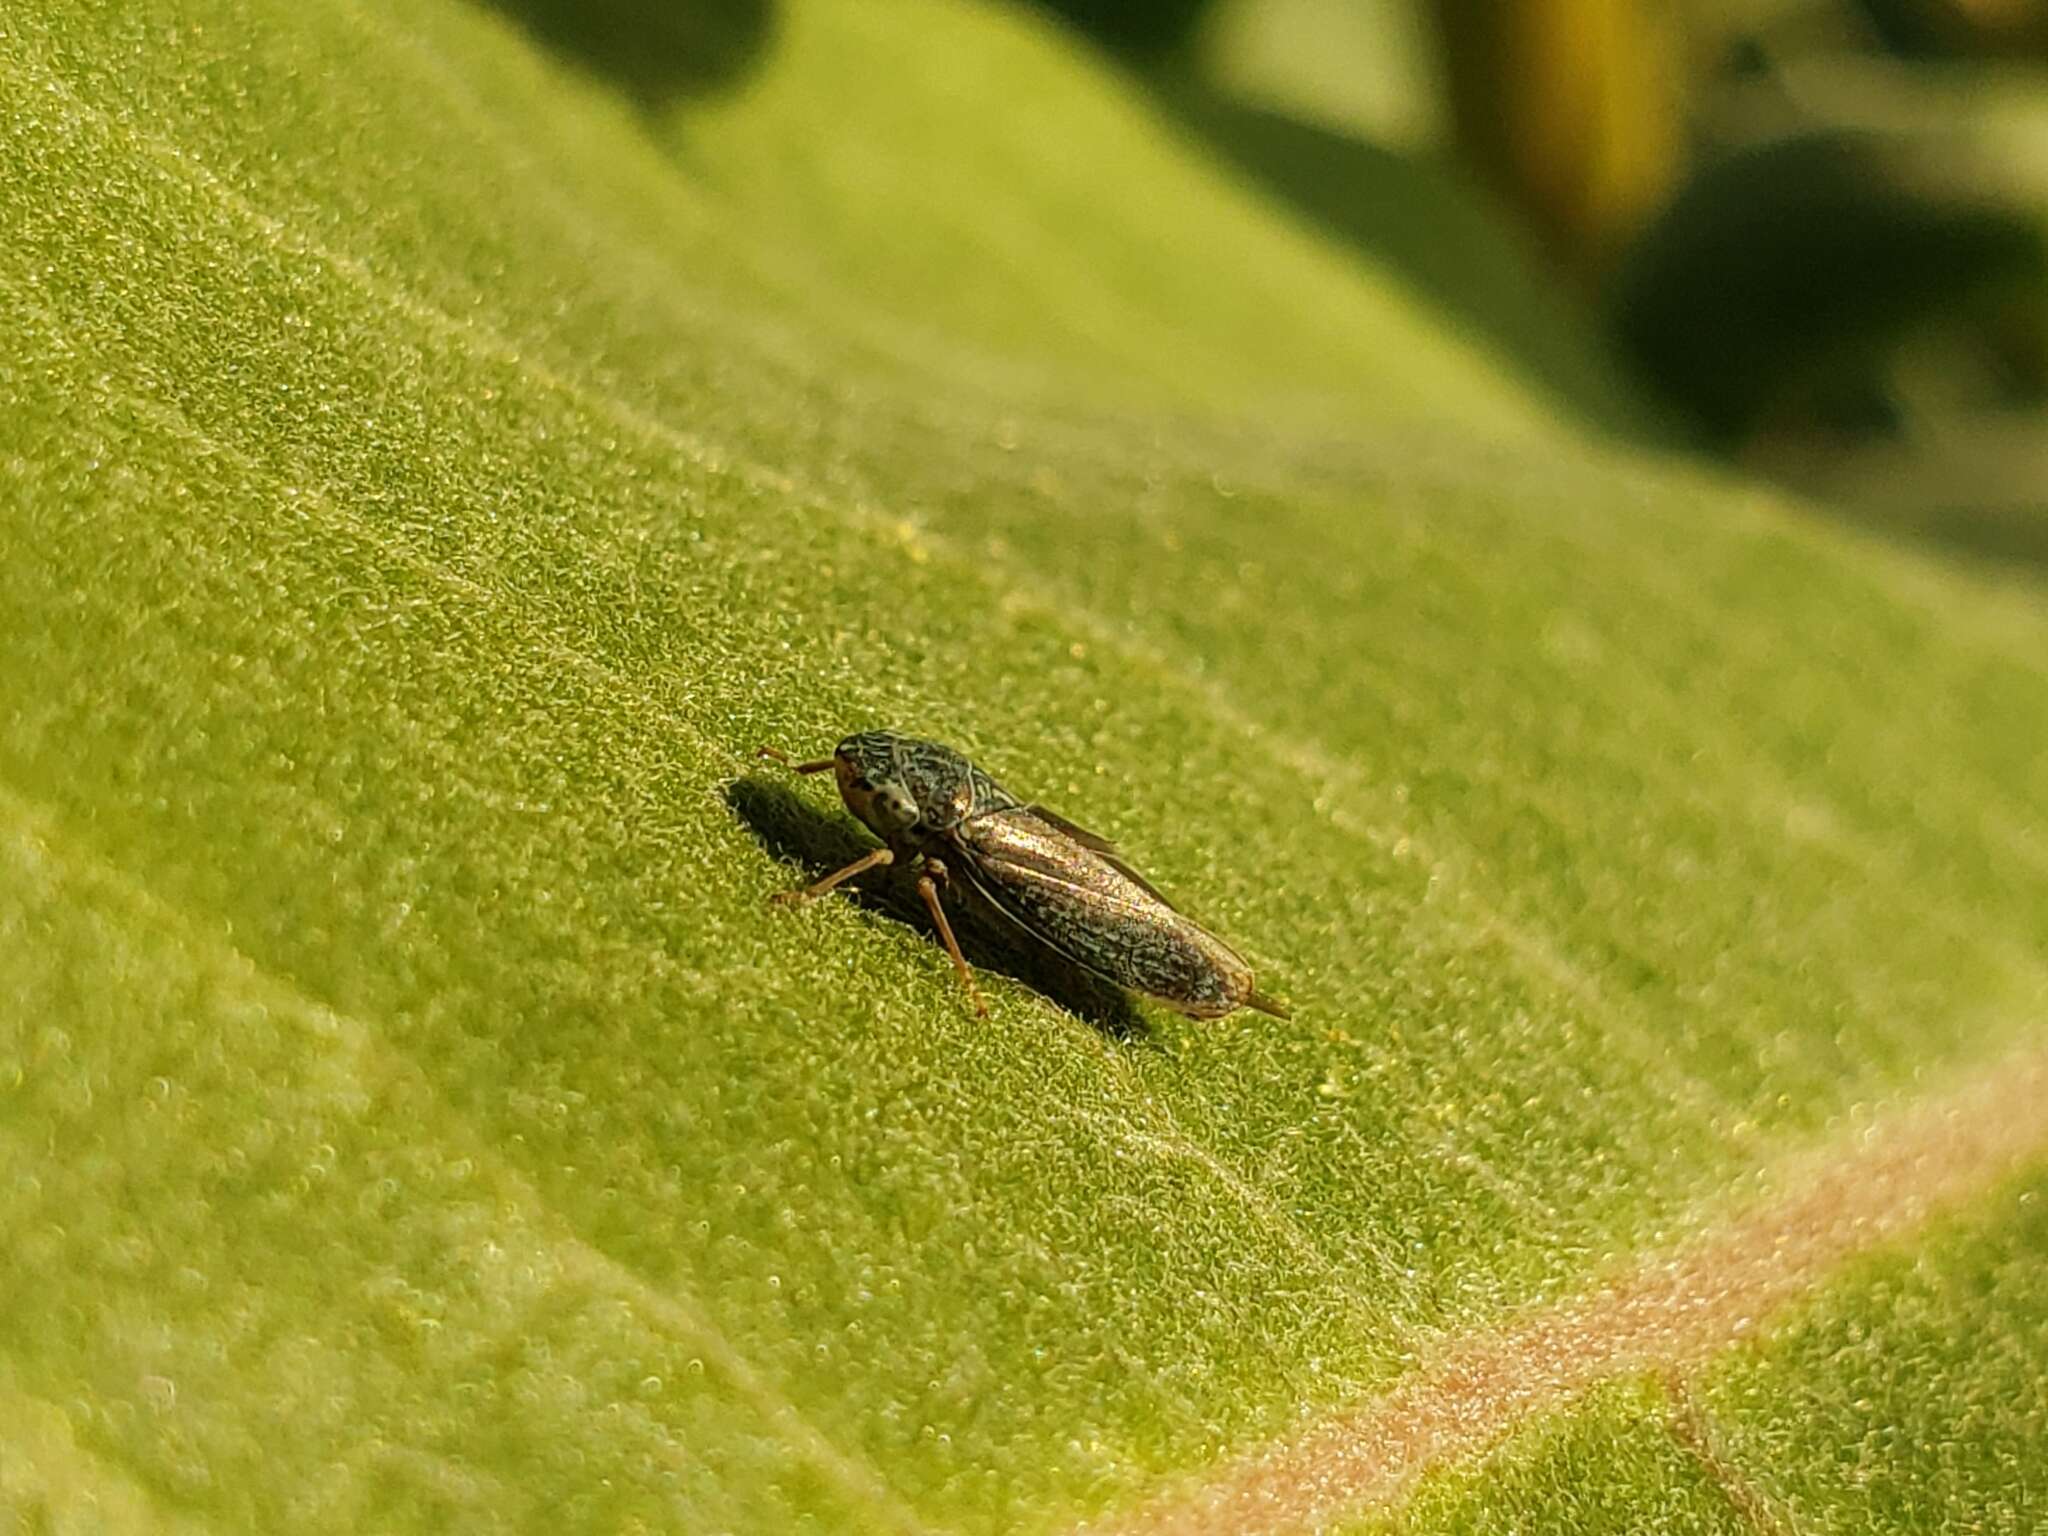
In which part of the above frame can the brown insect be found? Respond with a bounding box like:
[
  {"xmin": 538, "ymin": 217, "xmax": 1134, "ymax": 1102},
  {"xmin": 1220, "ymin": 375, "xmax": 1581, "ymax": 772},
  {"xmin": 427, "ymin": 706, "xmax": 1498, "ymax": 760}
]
[{"xmin": 760, "ymin": 731, "xmax": 1288, "ymax": 1020}]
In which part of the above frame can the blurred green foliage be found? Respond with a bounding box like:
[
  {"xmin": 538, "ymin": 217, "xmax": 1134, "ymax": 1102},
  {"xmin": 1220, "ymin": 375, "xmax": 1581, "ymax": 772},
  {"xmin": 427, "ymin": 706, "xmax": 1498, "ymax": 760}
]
[
  {"xmin": 1427, "ymin": 0, "xmax": 2048, "ymax": 557},
  {"xmin": 1159, "ymin": 0, "xmax": 2048, "ymax": 563}
]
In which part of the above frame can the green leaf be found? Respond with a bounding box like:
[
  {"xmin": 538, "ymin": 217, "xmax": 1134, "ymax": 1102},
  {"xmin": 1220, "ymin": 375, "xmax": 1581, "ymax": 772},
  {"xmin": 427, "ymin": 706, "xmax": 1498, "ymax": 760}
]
[
  {"xmin": 1702, "ymin": 1167, "xmax": 2048, "ymax": 1535},
  {"xmin": 1351, "ymin": 1379, "xmax": 1755, "ymax": 1536},
  {"xmin": 1349, "ymin": 1168, "xmax": 2048, "ymax": 1535},
  {"xmin": 2, "ymin": 1, "xmax": 2045, "ymax": 1532}
]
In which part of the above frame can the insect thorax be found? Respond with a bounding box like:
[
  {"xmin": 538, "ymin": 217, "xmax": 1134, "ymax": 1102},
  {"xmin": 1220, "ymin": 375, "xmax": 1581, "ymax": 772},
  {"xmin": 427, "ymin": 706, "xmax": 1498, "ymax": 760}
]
[{"xmin": 835, "ymin": 731, "xmax": 1017, "ymax": 831}]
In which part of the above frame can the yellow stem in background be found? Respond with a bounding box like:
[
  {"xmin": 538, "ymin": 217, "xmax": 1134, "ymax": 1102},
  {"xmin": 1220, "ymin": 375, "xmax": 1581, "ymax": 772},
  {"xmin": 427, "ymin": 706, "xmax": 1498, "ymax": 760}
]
[{"xmin": 1429, "ymin": 0, "xmax": 1685, "ymax": 279}]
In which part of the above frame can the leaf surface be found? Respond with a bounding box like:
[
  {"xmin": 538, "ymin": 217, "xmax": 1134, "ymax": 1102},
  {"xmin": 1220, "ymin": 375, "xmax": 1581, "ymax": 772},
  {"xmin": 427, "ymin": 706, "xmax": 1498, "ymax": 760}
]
[{"xmin": 3, "ymin": 2, "xmax": 2046, "ymax": 1531}]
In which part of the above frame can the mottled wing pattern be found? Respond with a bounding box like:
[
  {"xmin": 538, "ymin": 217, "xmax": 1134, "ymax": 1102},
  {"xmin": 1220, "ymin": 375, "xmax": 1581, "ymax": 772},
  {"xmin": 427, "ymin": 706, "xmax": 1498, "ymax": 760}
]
[
  {"xmin": 1020, "ymin": 803, "xmax": 1177, "ymax": 908},
  {"xmin": 952, "ymin": 806, "xmax": 1254, "ymax": 1018}
]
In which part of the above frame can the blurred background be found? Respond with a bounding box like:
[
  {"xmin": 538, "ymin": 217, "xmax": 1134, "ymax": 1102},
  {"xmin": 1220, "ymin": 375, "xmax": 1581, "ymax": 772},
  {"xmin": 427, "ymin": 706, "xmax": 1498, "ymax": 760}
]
[{"xmin": 492, "ymin": 0, "xmax": 2048, "ymax": 569}]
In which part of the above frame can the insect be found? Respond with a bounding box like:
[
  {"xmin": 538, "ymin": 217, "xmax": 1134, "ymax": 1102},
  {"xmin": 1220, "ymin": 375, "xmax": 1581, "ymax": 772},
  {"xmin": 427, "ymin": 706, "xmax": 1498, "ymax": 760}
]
[{"xmin": 759, "ymin": 731, "xmax": 1288, "ymax": 1020}]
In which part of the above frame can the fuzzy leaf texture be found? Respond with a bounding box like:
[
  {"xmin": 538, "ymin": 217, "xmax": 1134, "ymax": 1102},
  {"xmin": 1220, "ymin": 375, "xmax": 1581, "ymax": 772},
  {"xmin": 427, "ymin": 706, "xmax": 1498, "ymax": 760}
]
[{"xmin": 2, "ymin": 2, "xmax": 2045, "ymax": 1533}]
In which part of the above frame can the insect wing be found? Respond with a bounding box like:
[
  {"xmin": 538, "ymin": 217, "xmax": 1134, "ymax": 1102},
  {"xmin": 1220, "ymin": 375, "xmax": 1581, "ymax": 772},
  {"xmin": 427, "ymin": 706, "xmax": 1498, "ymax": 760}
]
[
  {"xmin": 952, "ymin": 807, "xmax": 1252, "ymax": 1017},
  {"xmin": 1019, "ymin": 803, "xmax": 1179, "ymax": 908}
]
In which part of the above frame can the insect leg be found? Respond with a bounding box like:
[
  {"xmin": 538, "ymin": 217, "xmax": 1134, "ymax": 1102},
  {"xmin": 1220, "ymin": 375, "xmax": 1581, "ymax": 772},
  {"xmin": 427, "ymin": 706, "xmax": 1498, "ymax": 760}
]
[
  {"xmin": 916, "ymin": 859, "xmax": 988, "ymax": 1017},
  {"xmin": 757, "ymin": 745, "xmax": 836, "ymax": 775},
  {"xmin": 770, "ymin": 846, "xmax": 894, "ymax": 905}
]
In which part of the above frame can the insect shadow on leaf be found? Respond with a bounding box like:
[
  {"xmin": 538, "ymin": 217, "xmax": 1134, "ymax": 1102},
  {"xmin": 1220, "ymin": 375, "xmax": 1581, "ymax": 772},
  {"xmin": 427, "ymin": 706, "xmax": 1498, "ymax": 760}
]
[{"xmin": 724, "ymin": 775, "xmax": 1151, "ymax": 1041}]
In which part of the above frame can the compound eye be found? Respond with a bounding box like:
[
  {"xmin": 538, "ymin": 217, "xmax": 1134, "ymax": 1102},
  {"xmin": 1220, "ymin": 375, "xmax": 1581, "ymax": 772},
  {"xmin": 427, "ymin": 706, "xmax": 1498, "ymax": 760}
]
[{"xmin": 872, "ymin": 785, "xmax": 919, "ymax": 833}]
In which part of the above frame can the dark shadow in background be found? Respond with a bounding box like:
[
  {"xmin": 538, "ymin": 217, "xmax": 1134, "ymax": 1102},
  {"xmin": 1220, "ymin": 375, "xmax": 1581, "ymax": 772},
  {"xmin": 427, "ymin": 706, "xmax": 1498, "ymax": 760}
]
[
  {"xmin": 1021, "ymin": 0, "xmax": 1222, "ymax": 58},
  {"xmin": 482, "ymin": 0, "xmax": 777, "ymax": 106},
  {"xmin": 1609, "ymin": 132, "xmax": 2046, "ymax": 445},
  {"xmin": 727, "ymin": 777, "xmax": 1152, "ymax": 1042},
  {"xmin": 1609, "ymin": 129, "xmax": 2048, "ymax": 571}
]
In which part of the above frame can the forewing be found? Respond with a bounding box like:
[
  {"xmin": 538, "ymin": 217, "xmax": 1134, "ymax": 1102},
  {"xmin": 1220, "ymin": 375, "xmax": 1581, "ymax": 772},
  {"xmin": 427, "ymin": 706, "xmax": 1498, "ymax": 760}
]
[
  {"xmin": 952, "ymin": 808, "xmax": 1249, "ymax": 1014},
  {"xmin": 1018, "ymin": 804, "xmax": 1178, "ymax": 909}
]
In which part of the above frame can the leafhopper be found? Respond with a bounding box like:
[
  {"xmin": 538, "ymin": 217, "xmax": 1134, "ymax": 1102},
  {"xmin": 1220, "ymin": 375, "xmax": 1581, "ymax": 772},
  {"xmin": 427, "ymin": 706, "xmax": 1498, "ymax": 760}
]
[{"xmin": 760, "ymin": 731, "xmax": 1288, "ymax": 1020}]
